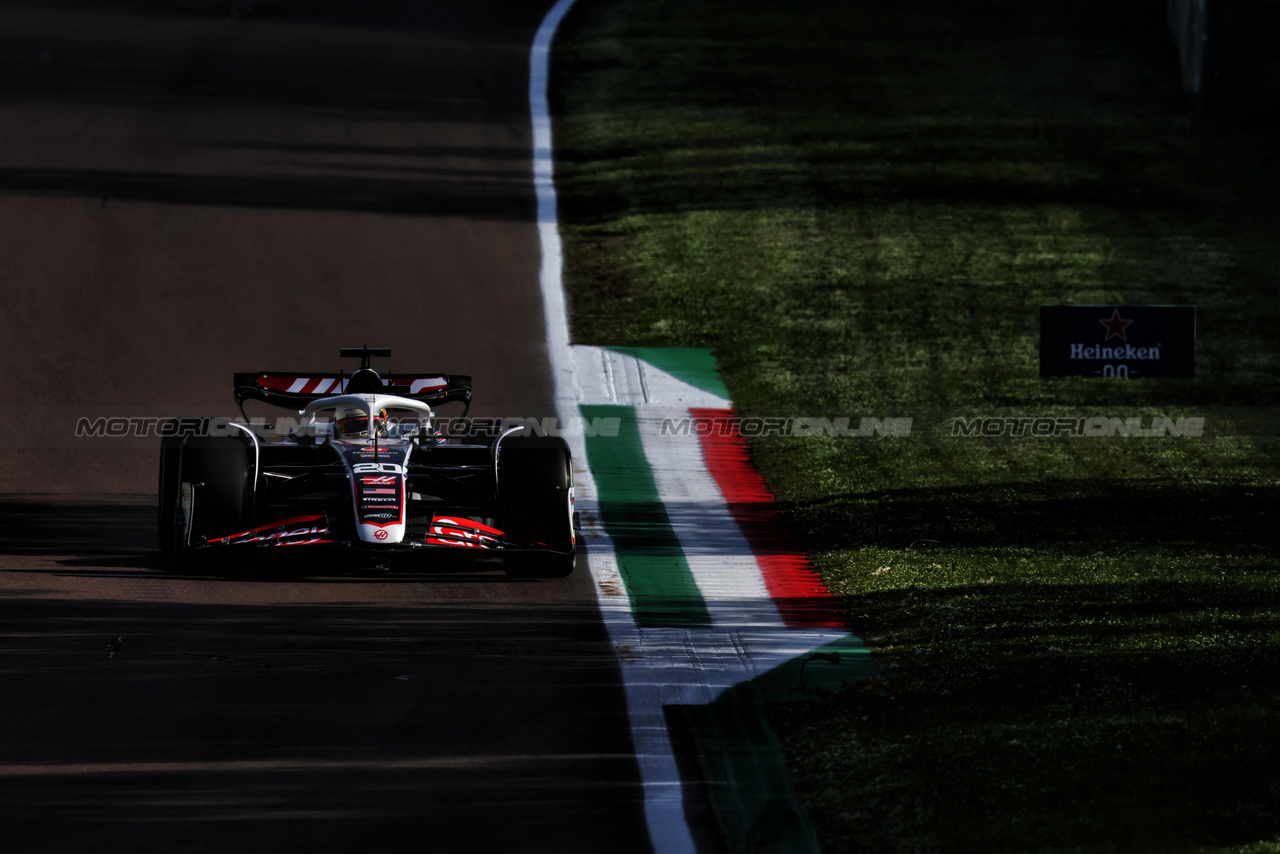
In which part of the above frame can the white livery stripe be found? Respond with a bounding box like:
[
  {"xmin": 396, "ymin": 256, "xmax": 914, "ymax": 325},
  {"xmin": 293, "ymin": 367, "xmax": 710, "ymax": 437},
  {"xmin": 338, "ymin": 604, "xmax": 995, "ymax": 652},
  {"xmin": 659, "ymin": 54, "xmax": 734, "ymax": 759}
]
[{"xmin": 410, "ymin": 378, "xmax": 446, "ymax": 394}]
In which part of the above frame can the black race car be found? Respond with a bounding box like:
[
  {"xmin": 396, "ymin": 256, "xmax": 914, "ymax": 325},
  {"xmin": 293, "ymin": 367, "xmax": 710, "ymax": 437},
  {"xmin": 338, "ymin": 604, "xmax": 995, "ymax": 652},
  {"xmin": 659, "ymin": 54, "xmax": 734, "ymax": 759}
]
[{"xmin": 157, "ymin": 348, "xmax": 576, "ymax": 577}]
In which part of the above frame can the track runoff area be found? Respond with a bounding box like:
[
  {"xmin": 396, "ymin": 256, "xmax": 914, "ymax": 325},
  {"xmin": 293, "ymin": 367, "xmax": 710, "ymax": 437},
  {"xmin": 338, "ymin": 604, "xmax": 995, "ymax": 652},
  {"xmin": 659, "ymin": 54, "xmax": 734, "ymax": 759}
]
[{"xmin": 532, "ymin": 4, "xmax": 878, "ymax": 851}]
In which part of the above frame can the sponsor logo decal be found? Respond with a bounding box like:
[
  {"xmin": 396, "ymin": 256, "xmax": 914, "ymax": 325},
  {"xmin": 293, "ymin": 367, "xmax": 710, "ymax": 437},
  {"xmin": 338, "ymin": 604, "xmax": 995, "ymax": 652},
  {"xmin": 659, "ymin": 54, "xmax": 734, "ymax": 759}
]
[
  {"xmin": 1098, "ymin": 308, "xmax": 1133, "ymax": 341},
  {"xmin": 1068, "ymin": 343, "xmax": 1161, "ymax": 361},
  {"xmin": 374, "ymin": 529, "xmax": 388, "ymax": 540},
  {"xmin": 1040, "ymin": 305, "xmax": 1195, "ymax": 378},
  {"xmin": 361, "ymin": 476, "xmax": 396, "ymax": 485},
  {"xmin": 427, "ymin": 516, "xmax": 503, "ymax": 549},
  {"xmin": 209, "ymin": 514, "xmax": 331, "ymax": 546}
]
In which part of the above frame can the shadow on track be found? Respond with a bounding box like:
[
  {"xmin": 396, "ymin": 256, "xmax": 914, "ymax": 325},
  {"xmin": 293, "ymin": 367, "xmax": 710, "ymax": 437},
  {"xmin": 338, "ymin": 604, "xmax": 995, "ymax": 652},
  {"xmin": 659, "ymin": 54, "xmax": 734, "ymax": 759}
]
[
  {"xmin": 0, "ymin": 496, "xmax": 582, "ymax": 583},
  {"xmin": 0, "ymin": 166, "xmax": 536, "ymax": 220}
]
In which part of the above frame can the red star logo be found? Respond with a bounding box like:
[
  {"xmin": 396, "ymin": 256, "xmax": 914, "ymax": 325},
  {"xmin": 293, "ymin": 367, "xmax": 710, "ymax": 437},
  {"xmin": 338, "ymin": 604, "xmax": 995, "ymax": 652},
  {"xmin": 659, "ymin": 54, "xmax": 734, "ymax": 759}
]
[{"xmin": 1098, "ymin": 308, "xmax": 1133, "ymax": 341}]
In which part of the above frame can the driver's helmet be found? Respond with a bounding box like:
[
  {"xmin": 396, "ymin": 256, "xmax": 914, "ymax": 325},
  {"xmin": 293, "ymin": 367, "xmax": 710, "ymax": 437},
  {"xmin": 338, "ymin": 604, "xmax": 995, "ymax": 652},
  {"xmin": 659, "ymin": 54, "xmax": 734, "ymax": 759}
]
[{"xmin": 333, "ymin": 407, "xmax": 387, "ymax": 439}]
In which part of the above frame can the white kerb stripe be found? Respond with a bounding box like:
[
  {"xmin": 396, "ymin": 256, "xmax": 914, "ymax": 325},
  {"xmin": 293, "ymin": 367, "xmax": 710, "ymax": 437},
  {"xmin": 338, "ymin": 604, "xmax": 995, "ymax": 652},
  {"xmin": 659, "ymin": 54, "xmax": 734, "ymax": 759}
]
[{"xmin": 530, "ymin": 2, "xmax": 699, "ymax": 852}]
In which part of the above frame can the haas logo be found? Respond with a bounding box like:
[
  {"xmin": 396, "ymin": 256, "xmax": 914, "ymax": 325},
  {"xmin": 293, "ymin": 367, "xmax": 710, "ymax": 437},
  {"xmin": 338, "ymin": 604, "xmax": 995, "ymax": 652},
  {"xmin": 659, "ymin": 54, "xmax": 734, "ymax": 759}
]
[{"xmin": 373, "ymin": 529, "xmax": 388, "ymax": 540}]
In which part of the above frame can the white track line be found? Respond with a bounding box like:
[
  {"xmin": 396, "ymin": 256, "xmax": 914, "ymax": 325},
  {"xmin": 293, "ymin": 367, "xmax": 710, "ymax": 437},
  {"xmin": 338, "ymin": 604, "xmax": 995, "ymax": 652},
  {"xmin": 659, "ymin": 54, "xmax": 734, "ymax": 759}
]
[
  {"xmin": 530, "ymin": 7, "xmax": 863, "ymax": 850},
  {"xmin": 531, "ymin": 0, "xmax": 575, "ymax": 390},
  {"xmin": 530, "ymin": 4, "xmax": 700, "ymax": 852}
]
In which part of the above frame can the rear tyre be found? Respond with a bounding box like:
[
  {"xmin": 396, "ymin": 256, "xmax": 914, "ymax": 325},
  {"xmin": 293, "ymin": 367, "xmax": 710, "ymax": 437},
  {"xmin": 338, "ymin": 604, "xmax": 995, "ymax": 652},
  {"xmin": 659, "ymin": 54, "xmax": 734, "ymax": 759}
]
[{"xmin": 499, "ymin": 436, "xmax": 575, "ymax": 578}]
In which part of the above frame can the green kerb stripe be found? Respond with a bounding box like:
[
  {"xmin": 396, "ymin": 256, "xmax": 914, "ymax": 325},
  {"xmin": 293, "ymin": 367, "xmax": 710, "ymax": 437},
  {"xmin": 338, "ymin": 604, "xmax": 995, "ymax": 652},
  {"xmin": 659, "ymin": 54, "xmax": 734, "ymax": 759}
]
[
  {"xmin": 674, "ymin": 682, "xmax": 821, "ymax": 854},
  {"xmin": 604, "ymin": 347, "xmax": 732, "ymax": 401},
  {"xmin": 580, "ymin": 404, "xmax": 711, "ymax": 628}
]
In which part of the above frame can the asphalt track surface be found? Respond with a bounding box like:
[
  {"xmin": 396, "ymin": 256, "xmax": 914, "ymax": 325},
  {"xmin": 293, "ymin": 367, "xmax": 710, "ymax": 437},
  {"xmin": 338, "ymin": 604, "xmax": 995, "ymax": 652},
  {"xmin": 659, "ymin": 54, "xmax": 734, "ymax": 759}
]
[{"xmin": 0, "ymin": 1, "xmax": 653, "ymax": 850}]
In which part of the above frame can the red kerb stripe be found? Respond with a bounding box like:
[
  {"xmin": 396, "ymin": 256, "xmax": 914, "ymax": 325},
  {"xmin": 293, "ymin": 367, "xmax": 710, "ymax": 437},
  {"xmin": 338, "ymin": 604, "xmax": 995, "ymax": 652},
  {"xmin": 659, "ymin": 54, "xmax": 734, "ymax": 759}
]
[{"xmin": 690, "ymin": 408, "xmax": 845, "ymax": 629}]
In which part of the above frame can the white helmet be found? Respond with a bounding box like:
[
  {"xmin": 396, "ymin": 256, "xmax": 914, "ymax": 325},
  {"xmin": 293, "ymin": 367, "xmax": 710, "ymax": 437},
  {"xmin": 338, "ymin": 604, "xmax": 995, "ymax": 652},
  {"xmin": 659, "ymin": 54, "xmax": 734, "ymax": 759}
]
[{"xmin": 333, "ymin": 407, "xmax": 386, "ymax": 439}]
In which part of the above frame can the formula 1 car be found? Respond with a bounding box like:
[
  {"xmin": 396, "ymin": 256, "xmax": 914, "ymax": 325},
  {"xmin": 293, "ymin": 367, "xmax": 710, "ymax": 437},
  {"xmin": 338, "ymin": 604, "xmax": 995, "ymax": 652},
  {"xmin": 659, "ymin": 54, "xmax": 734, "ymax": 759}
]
[{"xmin": 157, "ymin": 347, "xmax": 576, "ymax": 577}]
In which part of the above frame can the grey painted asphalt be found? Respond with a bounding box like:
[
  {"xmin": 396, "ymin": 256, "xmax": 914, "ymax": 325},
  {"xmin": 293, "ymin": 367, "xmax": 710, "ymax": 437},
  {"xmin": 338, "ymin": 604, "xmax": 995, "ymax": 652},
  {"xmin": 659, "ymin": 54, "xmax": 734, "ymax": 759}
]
[{"xmin": 0, "ymin": 2, "xmax": 653, "ymax": 850}]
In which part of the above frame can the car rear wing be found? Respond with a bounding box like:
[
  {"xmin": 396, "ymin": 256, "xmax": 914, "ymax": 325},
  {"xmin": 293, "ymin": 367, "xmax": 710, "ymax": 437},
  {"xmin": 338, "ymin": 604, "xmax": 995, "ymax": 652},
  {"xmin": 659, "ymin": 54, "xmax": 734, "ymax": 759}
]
[{"xmin": 234, "ymin": 372, "xmax": 472, "ymax": 414}]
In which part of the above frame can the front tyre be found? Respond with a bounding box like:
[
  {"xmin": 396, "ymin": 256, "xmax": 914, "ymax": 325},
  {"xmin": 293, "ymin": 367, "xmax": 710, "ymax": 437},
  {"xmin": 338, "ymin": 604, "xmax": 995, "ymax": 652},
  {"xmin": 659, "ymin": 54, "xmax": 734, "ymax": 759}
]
[
  {"xmin": 498, "ymin": 436, "xmax": 575, "ymax": 578},
  {"xmin": 157, "ymin": 436, "xmax": 183, "ymax": 562},
  {"xmin": 162, "ymin": 435, "xmax": 253, "ymax": 570}
]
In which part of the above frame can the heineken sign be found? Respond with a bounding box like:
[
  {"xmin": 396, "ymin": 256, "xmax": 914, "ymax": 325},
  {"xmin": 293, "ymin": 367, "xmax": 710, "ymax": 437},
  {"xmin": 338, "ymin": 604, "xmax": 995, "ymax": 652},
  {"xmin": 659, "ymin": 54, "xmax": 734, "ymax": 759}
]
[{"xmin": 1040, "ymin": 306, "xmax": 1195, "ymax": 378}]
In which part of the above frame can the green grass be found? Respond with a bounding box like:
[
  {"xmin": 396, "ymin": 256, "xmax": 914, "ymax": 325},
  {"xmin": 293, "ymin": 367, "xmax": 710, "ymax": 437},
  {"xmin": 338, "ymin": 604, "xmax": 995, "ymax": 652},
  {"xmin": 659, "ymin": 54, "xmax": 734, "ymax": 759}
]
[{"xmin": 550, "ymin": 0, "xmax": 1280, "ymax": 851}]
